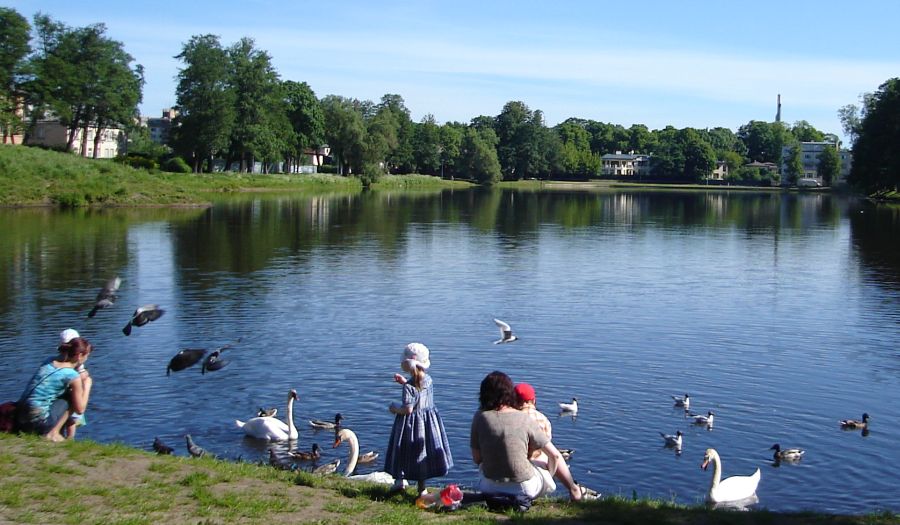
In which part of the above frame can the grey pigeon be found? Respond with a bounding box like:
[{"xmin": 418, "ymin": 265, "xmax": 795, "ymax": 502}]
[
  {"xmin": 123, "ymin": 304, "xmax": 165, "ymax": 336},
  {"xmin": 88, "ymin": 276, "xmax": 121, "ymax": 318},
  {"xmin": 152, "ymin": 436, "xmax": 174, "ymax": 455},
  {"xmin": 185, "ymin": 434, "xmax": 208, "ymax": 458},
  {"xmin": 167, "ymin": 349, "xmax": 206, "ymax": 376}
]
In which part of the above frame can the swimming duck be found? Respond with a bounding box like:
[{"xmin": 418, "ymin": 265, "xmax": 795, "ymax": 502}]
[
  {"xmin": 671, "ymin": 394, "xmax": 690, "ymax": 410},
  {"xmin": 701, "ymin": 448, "xmax": 761, "ymax": 504},
  {"xmin": 559, "ymin": 398, "xmax": 578, "ymax": 413},
  {"xmin": 493, "ymin": 318, "xmax": 518, "ymax": 344},
  {"xmin": 88, "ymin": 276, "xmax": 121, "ymax": 318},
  {"xmin": 660, "ymin": 430, "xmax": 683, "ymax": 448},
  {"xmin": 840, "ymin": 413, "xmax": 870, "ymax": 429},
  {"xmin": 312, "ymin": 458, "xmax": 341, "ymax": 475},
  {"xmin": 257, "ymin": 407, "xmax": 278, "ymax": 418},
  {"xmin": 334, "ymin": 428, "xmax": 396, "ymax": 484},
  {"xmin": 289, "ymin": 443, "xmax": 321, "ymax": 461},
  {"xmin": 309, "ymin": 413, "xmax": 344, "ymax": 430},
  {"xmin": 235, "ymin": 389, "xmax": 299, "ymax": 441},
  {"xmin": 356, "ymin": 450, "xmax": 380, "ymax": 464},
  {"xmin": 770, "ymin": 443, "xmax": 805, "ymax": 461},
  {"xmin": 689, "ymin": 411, "xmax": 714, "ymax": 426},
  {"xmin": 122, "ymin": 304, "xmax": 165, "ymax": 336}
]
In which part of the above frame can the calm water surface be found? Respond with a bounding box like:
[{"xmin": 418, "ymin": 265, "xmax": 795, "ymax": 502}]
[{"xmin": 1, "ymin": 189, "xmax": 898, "ymax": 514}]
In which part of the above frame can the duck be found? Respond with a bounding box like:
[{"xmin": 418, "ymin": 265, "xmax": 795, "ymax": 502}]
[
  {"xmin": 88, "ymin": 276, "xmax": 121, "ymax": 318},
  {"xmin": 559, "ymin": 398, "xmax": 578, "ymax": 413},
  {"xmin": 289, "ymin": 443, "xmax": 321, "ymax": 461},
  {"xmin": 166, "ymin": 348, "xmax": 207, "ymax": 376},
  {"xmin": 840, "ymin": 413, "xmax": 870, "ymax": 429},
  {"xmin": 356, "ymin": 450, "xmax": 380, "ymax": 464},
  {"xmin": 312, "ymin": 458, "xmax": 341, "ymax": 475},
  {"xmin": 671, "ymin": 393, "xmax": 690, "ymax": 410},
  {"xmin": 689, "ymin": 411, "xmax": 714, "ymax": 426},
  {"xmin": 309, "ymin": 412, "xmax": 343, "ymax": 430},
  {"xmin": 269, "ymin": 449, "xmax": 298, "ymax": 471},
  {"xmin": 257, "ymin": 407, "xmax": 278, "ymax": 418},
  {"xmin": 770, "ymin": 443, "xmax": 805, "ymax": 461},
  {"xmin": 235, "ymin": 389, "xmax": 299, "ymax": 441},
  {"xmin": 333, "ymin": 428, "xmax": 396, "ymax": 484},
  {"xmin": 660, "ymin": 430, "xmax": 683, "ymax": 448},
  {"xmin": 493, "ymin": 318, "xmax": 518, "ymax": 344},
  {"xmin": 122, "ymin": 304, "xmax": 165, "ymax": 336},
  {"xmin": 701, "ymin": 448, "xmax": 761, "ymax": 504}
]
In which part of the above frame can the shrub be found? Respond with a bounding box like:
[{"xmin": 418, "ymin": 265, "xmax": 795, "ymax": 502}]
[
  {"xmin": 163, "ymin": 156, "xmax": 192, "ymax": 173},
  {"xmin": 117, "ymin": 155, "xmax": 158, "ymax": 170},
  {"xmin": 317, "ymin": 164, "xmax": 337, "ymax": 174}
]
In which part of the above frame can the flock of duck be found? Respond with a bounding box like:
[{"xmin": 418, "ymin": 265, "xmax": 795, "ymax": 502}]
[
  {"xmin": 653, "ymin": 393, "xmax": 872, "ymax": 505},
  {"xmin": 82, "ymin": 282, "xmax": 877, "ymax": 505}
]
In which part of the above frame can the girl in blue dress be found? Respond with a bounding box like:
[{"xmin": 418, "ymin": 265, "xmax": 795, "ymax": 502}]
[{"xmin": 384, "ymin": 343, "xmax": 453, "ymax": 495}]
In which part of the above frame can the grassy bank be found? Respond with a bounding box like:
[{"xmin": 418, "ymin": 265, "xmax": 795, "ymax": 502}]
[
  {"xmin": 0, "ymin": 434, "xmax": 895, "ymax": 525},
  {"xmin": 0, "ymin": 146, "xmax": 471, "ymax": 208}
]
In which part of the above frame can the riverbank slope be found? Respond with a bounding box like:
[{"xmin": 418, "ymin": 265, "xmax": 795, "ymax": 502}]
[{"xmin": 0, "ymin": 434, "xmax": 895, "ymax": 525}]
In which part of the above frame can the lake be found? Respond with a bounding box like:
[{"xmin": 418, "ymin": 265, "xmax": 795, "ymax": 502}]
[{"xmin": 1, "ymin": 188, "xmax": 898, "ymax": 514}]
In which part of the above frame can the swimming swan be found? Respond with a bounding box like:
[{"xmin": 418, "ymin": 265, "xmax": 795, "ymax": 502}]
[
  {"xmin": 334, "ymin": 428, "xmax": 395, "ymax": 484},
  {"xmin": 235, "ymin": 389, "xmax": 299, "ymax": 441},
  {"xmin": 701, "ymin": 448, "xmax": 760, "ymax": 503}
]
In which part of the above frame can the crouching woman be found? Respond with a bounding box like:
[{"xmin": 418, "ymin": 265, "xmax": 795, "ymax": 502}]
[
  {"xmin": 16, "ymin": 335, "xmax": 94, "ymax": 441},
  {"xmin": 470, "ymin": 370, "xmax": 576, "ymax": 502}
]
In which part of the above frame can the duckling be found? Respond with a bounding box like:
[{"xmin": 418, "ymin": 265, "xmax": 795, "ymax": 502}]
[
  {"xmin": 840, "ymin": 413, "xmax": 870, "ymax": 429},
  {"xmin": 309, "ymin": 412, "xmax": 343, "ymax": 430},
  {"xmin": 689, "ymin": 411, "xmax": 714, "ymax": 426},
  {"xmin": 660, "ymin": 430, "xmax": 683, "ymax": 448},
  {"xmin": 671, "ymin": 393, "xmax": 690, "ymax": 410},
  {"xmin": 289, "ymin": 443, "xmax": 321, "ymax": 461},
  {"xmin": 770, "ymin": 443, "xmax": 805, "ymax": 461}
]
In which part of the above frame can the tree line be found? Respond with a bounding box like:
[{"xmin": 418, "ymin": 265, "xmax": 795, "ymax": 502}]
[{"xmin": 0, "ymin": 8, "xmax": 896, "ymax": 192}]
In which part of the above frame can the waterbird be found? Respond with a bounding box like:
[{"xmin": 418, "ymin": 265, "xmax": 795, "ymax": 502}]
[
  {"xmin": 152, "ymin": 436, "xmax": 174, "ymax": 455},
  {"xmin": 334, "ymin": 428, "xmax": 396, "ymax": 483},
  {"xmin": 309, "ymin": 413, "xmax": 344, "ymax": 430},
  {"xmin": 122, "ymin": 304, "xmax": 165, "ymax": 336},
  {"xmin": 312, "ymin": 458, "xmax": 341, "ymax": 475},
  {"xmin": 689, "ymin": 411, "xmax": 714, "ymax": 426},
  {"xmin": 88, "ymin": 276, "xmax": 121, "ymax": 318},
  {"xmin": 671, "ymin": 393, "xmax": 690, "ymax": 410},
  {"xmin": 185, "ymin": 434, "xmax": 209, "ymax": 458},
  {"xmin": 235, "ymin": 389, "xmax": 299, "ymax": 441},
  {"xmin": 289, "ymin": 443, "xmax": 321, "ymax": 461},
  {"xmin": 201, "ymin": 350, "xmax": 229, "ymax": 374},
  {"xmin": 257, "ymin": 407, "xmax": 278, "ymax": 418},
  {"xmin": 269, "ymin": 449, "xmax": 298, "ymax": 471},
  {"xmin": 493, "ymin": 318, "xmax": 518, "ymax": 344},
  {"xmin": 559, "ymin": 448, "xmax": 575, "ymax": 461},
  {"xmin": 770, "ymin": 443, "xmax": 805, "ymax": 461},
  {"xmin": 701, "ymin": 448, "xmax": 761, "ymax": 504},
  {"xmin": 840, "ymin": 413, "xmax": 870, "ymax": 429},
  {"xmin": 559, "ymin": 398, "xmax": 578, "ymax": 413},
  {"xmin": 660, "ymin": 430, "xmax": 683, "ymax": 448},
  {"xmin": 166, "ymin": 348, "xmax": 206, "ymax": 376}
]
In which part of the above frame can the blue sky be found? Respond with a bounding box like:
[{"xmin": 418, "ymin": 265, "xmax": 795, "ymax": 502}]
[{"xmin": 9, "ymin": 0, "xmax": 900, "ymax": 143}]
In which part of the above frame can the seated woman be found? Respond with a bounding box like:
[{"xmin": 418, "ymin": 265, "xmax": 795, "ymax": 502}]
[
  {"xmin": 470, "ymin": 371, "xmax": 582, "ymax": 502},
  {"xmin": 16, "ymin": 331, "xmax": 94, "ymax": 441}
]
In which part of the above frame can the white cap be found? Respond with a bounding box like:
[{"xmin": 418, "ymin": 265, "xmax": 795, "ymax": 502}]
[{"xmin": 59, "ymin": 329, "xmax": 80, "ymax": 344}]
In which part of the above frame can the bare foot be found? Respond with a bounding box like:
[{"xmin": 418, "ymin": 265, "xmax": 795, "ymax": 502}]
[{"xmin": 43, "ymin": 432, "xmax": 65, "ymax": 442}]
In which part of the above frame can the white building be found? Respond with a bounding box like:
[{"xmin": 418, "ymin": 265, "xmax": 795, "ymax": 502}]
[
  {"xmin": 27, "ymin": 120, "xmax": 123, "ymax": 159},
  {"xmin": 601, "ymin": 151, "xmax": 651, "ymax": 177},
  {"xmin": 780, "ymin": 141, "xmax": 842, "ymax": 186}
]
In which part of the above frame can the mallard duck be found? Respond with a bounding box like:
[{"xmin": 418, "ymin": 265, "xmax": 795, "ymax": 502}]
[
  {"xmin": 356, "ymin": 450, "xmax": 380, "ymax": 464},
  {"xmin": 257, "ymin": 407, "xmax": 278, "ymax": 418},
  {"xmin": 289, "ymin": 443, "xmax": 321, "ymax": 461},
  {"xmin": 770, "ymin": 443, "xmax": 805, "ymax": 461},
  {"xmin": 235, "ymin": 389, "xmax": 299, "ymax": 441},
  {"xmin": 660, "ymin": 430, "xmax": 683, "ymax": 448},
  {"xmin": 269, "ymin": 449, "xmax": 297, "ymax": 471},
  {"xmin": 671, "ymin": 394, "xmax": 690, "ymax": 410},
  {"xmin": 334, "ymin": 428, "xmax": 396, "ymax": 484},
  {"xmin": 122, "ymin": 304, "xmax": 165, "ymax": 336},
  {"xmin": 559, "ymin": 398, "xmax": 578, "ymax": 413},
  {"xmin": 309, "ymin": 412, "xmax": 343, "ymax": 430},
  {"xmin": 840, "ymin": 413, "xmax": 870, "ymax": 429},
  {"xmin": 493, "ymin": 318, "xmax": 518, "ymax": 343},
  {"xmin": 88, "ymin": 276, "xmax": 121, "ymax": 318},
  {"xmin": 690, "ymin": 411, "xmax": 714, "ymax": 426},
  {"xmin": 701, "ymin": 448, "xmax": 761, "ymax": 503},
  {"xmin": 312, "ymin": 458, "xmax": 341, "ymax": 475}
]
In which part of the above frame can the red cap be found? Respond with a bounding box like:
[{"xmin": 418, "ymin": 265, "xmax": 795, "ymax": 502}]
[{"xmin": 514, "ymin": 383, "xmax": 536, "ymax": 402}]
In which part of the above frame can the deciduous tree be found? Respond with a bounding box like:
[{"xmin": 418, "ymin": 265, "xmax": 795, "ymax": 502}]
[
  {"xmin": 0, "ymin": 7, "xmax": 30, "ymax": 144},
  {"xmin": 849, "ymin": 78, "xmax": 900, "ymax": 193}
]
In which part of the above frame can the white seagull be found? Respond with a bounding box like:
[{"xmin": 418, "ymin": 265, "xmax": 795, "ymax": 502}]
[
  {"xmin": 559, "ymin": 397, "xmax": 578, "ymax": 413},
  {"xmin": 493, "ymin": 318, "xmax": 518, "ymax": 344},
  {"xmin": 671, "ymin": 393, "xmax": 690, "ymax": 410},
  {"xmin": 660, "ymin": 430, "xmax": 683, "ymax": 448}
]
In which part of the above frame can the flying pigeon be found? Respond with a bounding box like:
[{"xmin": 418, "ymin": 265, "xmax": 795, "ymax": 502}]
[
  {"xmin": 88, "ymin": 276, "xmax": 121, "ymax": 318},
  {"xmin": 167, "ymin": 348, "xmax": 206, "ymax": 376},
  {"xmin": 122, "ymin": 304, "xmax": 165, "ymax": 336}
]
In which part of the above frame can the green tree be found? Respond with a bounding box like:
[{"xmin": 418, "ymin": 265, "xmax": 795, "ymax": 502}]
[
  {"xmin": 376, "ymin": 94, "xmax": 414, "ymax": 172},
  {"xmin": 628, "ymin": 124, "xmax": 656, "ymax": 154},
  {"xmin": 321, "ymin": 94, "xmax": 366, "ymax": 175},
  {"xmin": 412, "ymin": 114, "xmax": 442, "ymax": 175},
  {"xmin": 737, "ymin": 120, "xmax": 788, "ymax": 164},
  {"xmin": 439, "ymin": 122, "xmax": 464, "ymax": 178},
  {"xmin": 816, "ymin": 145, "xmax": 840, "ymax": 186},
  {"xmin": 837, "ymin": 103, "xmax": 863, "ymax": 146},
  {"xmin": 460, "ymin": 126, "xmax": 501, "ymax": 185},
  {"xmin": 849, "ymin": 78, "xmax": 900, "ymax": 193},
  {"xmin": 784, "ymin": 142, "xmax": 804, "ymax": 185},
  {"xmin": 556, "ymin": 120, "xmax": 599, "ymax": 177},
  {"xmin": 791, "ymin": 120, "xmax": 825, "ymax": 143},
  {"xmin": 281, "ymin": 80, "xmax": 323, "ymax": 173},
  {"xmin": 84, "ymin": 38, "xmax": 144, "ymax": 159},
  {"xmin": 171, "ymin": 34, "xmax": 235, "ymax": 172},
  {"xmin": 0, "ymin": 7, "xmax": 30, "ymax": 144}
]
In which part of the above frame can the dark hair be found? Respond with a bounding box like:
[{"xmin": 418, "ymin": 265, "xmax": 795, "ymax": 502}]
[
  {"xmin": 479, "ymin": 371, "xmax": 517, "ymax": 411},
  {"xmin": 58, "ymin": 337, "xmax": 92, "ymax": 361}
]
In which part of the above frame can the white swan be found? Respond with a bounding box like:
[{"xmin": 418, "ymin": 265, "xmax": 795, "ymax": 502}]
[
  {"xmin": 333, "ymin": 428, "xmax": 395, "ymax": 484},
  {"xmin": 235, "ymin": 389, "xmax": 299, "ymax": 441},
  {"xmin": 701, "ymin": 448, "xmax": 760, "ymax": 503}
]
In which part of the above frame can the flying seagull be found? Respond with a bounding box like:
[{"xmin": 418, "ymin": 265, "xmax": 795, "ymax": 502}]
[
  {"xmin": 167, "ymin": 348, "xmax": 207, "ymax": 376},
  {"xmin": 88, "ymin": 276, "xmax": 121, "ymax": 318},
  {"xmin": 493, "ymin": 318, "xmax": 518, "ymax": 344},
  {"xmin": 122, "ymin": 304, "xmax": 165, "ymax": 336}
]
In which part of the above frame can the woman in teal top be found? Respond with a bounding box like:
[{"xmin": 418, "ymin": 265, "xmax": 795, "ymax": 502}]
[{"xmin": 17, "ymin": 333, "xmax": 94, "ymax": 441}]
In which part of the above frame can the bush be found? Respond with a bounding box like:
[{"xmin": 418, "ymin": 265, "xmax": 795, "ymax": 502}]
[
  {"xmin": 163, "ymin": 156, "xmax": 192, "ymax": 173},
  {"xmin": 317, "ymin": 164, "xmax": 337, "ymax": 174},
  {"xmin": 117, "ymin": 155, "xmax": 158, "ymax": 170},
  {"xmin": 357, "ymin": 162, "xmax": 385, "ymax": 187}
]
